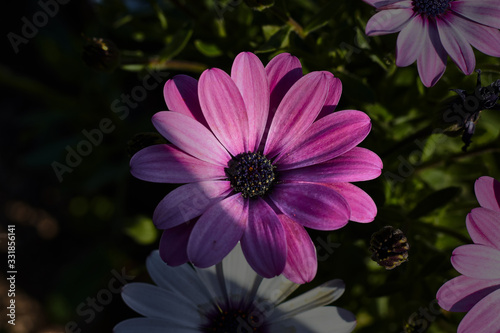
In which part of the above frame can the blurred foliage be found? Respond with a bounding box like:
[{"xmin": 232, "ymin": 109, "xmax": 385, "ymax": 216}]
[{"xmin": 2, "ymin": 0, "xmax": 500, "ymax": 332}]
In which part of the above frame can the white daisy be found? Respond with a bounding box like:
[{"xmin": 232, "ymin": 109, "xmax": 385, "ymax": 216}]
[{"xmin": 114, "ymin": 243, "xmax": 356, "ymax": 333}]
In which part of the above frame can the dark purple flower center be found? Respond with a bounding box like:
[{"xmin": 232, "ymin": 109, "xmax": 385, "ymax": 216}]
[
  {"xmin": 225, "ymin": 152, "xmax": 276, "ymax": 198},
  {"xmin": 412, "ymin": 0, "xmax": 452, "ymax": 17},
  {"xmin": 200, "ymin": 306, "xmax": 269, "ymax": 333}
]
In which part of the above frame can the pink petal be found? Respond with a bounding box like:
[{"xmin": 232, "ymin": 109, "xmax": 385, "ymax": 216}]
[
  {"xmin": 466, "ymin": 208, "xmax": 500, "ymax": 251},
  {"xmin": 365, "ymin": 8, "xmax": 414, "ymax": 36},
  {"xmin": 264, "ymin": 71, "xmax": 332, "ymax": 158},
  {"xmin": 451, "ymin": 0, "xmax": 500, "ymax": 30},
  {"xmin": 363, "ymin": 0, "xmax": 413, "ymax": 9},
  {"xmin": 152, "ymin": 112, "xmax": 231, "ymax": 166},
  {"xmin": 274, "ymin": 110, "xmax": 372, "ymax": 170},
  {"xmin": 475, "ymin": 176, "xmax": 500, "ymax": 211},
  {"xmin": 265, "ymin": 52, "xmax": 303, "ymax": 115},
  {"xmin": 437, "ymin": 275, "xmax": 500, "ymax": 312},
  {"xmin": 437, "ymin": 14, "xmax": 476, "ymax": 75},
  {"xmin": 317, "ymin": 77, "xmax": 342, "ymax": 119},
  {"xmin": 163, "ymin": 75, "xmax": 207, "ymax": 127},
  {"xmin": 279, "ymin": 147, "xmax": 382, "ymax": 183},
  {"xmin": 417, "ymin": 19, "xmax": 447, "ymax": 87},
  {"xmin": 458, "ymin": 288, "xmax": 500, "ymax": 333},
  {"xmin": 448, "ymin": 13, "xmax": 500, "ymax": 57},
  {"xmin": 240, "ymin": 198, "xmax": 287, "ymax": 278},
  {"xmin": 231, "ymin": 52, "xmax": 270, "ymax": 152},
  {"xmin": 153, "ymin": 181, "xmax": 232, "ymax": 229},
  {"xmin": 130, "ymin": 144, "xmax": 226, "ymax": 183},
  {"xmin": 279, "ymin": 214, "xmax": 317, "ymax": 284},
  {"xmin": 198, "ymin": 68, "xmax": 249, "ymax": 156},
  {"xmin": 187, "ymin": 194, "xmax": 248, "ymax": 268},
  {"xmin": 396, "ymin": 15, "xmax": 426, "ymax": 66},
  {"xmin": 451, "ymin": 244, "xmax": 500, "ymax": 279},
  {"xmin": 159, "ymin": 222, "xmax": 195, "ymax": 266},
  {"xmin": 269, "ymin": 183, "xmax": 350, "ymax": 230},
  {"xmin": 327, "ymin": 183, "xmax": 378, "ymax": 223}
]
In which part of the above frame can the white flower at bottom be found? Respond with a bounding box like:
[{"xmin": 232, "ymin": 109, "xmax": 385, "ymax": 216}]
[{"xmin": 114, "ymin": 243, "xmax": 356, "ymax": 333}]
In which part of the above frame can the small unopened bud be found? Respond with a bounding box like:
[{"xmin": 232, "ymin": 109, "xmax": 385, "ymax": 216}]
[
  {"xmin": 369, "ymin": 226, "xmax": 409, "ymax": 270},
  {"xmin": 82, "ymin": 37, "xmax": 121, "ymax": 72}
]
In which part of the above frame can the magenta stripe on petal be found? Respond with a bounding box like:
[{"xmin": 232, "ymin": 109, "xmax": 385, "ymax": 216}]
[
  {"xmin": 187, "ymin": 194, "xmax": 248, "ymax": 268},
  {"xmin": 264, "ymin": 71, "xmax": 331, "ymax": 158},
  {"xmin": 317, "ymin": 77, "xmax": 342, "ymax": 119},
  {"xmin": 449, "ymin": 14, "xmax": 500, "ymax": 57},
  {"xmin": 231, "ymin": 52, "xmax": 270, "ymax": 152},
  {"xmin": 466, "ymin": 208, "xmax": 500, "ymax": 251},
  {"xmin": 240, "ymin": 198, "xmax": 287, "ymax": 278},
  {"xmin": 437, "ymin": 14, "xmax": 476, "ymax": 75},
  {"xmin": 475, "ymin": 176, "xmax": 500, "ymax": 211},
  {"xmin": 198, "ymin": 68, "xmax": 249, "ymax": 156},
  {"xmin": 153, "ymin": 181, "xmax": 232, "ymax": 229},
  {"xmin": 279, "ymin": 147, "xmax": 382, "ymax": 183},
  {"xmin": 269, "ymin": 183, "xmax": 350, "ymax": 230},
  {"xmin": 458, "ymin": 288, "xmax": 500, "ymax": 333},
  {"xmin": 163, "ymin": 75, "xmax": 207, "ymax": 127},
  {"xmin": 451, "ymin": 244, "xmax": 500, "ymax": 279},
  {"xmin": 437, "ymin": 275, "xmax": 500, "ymax": 312},
  {"xmin": 265, "ymin": 52, "xmax": 303, "ymax": 115},
  {"xmin": 417, "ymin": 19, "xmax": 447, "ymax": 87},
  {"xmin": 159, "ymin": 222, "xmax": 195, "ymax": 266},
  {"xmin": 152, "ymin": 112, "xmax": 231, "ymax": 166},
  {"xmin": 327, "ymin": 183, "xmax": 378, "ymax": 223},
  {"xmin": 396, "ymin": 15, "xmax": 426, "ymax": 67},
  {"xmin": 130, "ymin": 144, "xmax": 226, "ymax": 183},
  {"xmin": 365, "ymin": 8, "xmax": 414, "ymax": 36},
  {"xmin": 279, "ymin": 214, "xmax": 317, "ymax": 284},
  {"xmin": 451, "ymin": 0, "xmax": 500, "ymax": 30},
  {"xmin": 275, "ymin": 110, "xmax": 372, "ymax": 170}
]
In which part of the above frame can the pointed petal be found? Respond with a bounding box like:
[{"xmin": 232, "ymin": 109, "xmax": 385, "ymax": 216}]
[
  {"xmin": 458, "ymin": 288, "xmax": 500, "ymax": 333},
  {"xmin": 365, "ymin": 8, "xmax": 414, "ymax": 36},
  {"xmin": 279, "ymin": 147, "xmax": 382, "ymax": 183},
  {"xmin": 121, "ymin": 283, "xmax": 198, "ymax": 324},
  {"xmin": 187, "ymin": 194, "xmax": 248, "ymax": 268},
  {"xmin": 264, "ymin": 71, "xmax": 331, "ymax": 158},
  {"xmin": 280, "ymin": 214, "xmax": 317, "ymax": 284},
  {"xmin": 275, "ymin": 110, "xmax": 372, "ymax": 170},
  {"xmin": 256, "ymin": 274, "xmax": 300, "ymax": 305},
  {"xmin": 475, "ymin": 176, "xmax": 500, "ymax": 211},
  {"xmin": 159, "ymin": 222, "xmax": 194, "ymax": 266},
  {"xmin": 270, "ymin": 279, "xmax": 345, "ymax": 321},
  {"xmin": 163, "ymin": 75, "xmax": 207, "ymax": 126},
  {"xmin": 396, "ymin": 15, "xmax": 426, "ymax": 66},
  {"xmin": 231, "ymin": 52, "xmax": 270, "ymax": 151},
  {"xmin": 466, "ymin": 208, "xmax": 500, "ymax": 251},
  {"xmin": 153, "ymin": 181, "xmax": 232, "ymax": 229},
  {"xmin": 198, "ymin": 68, "xmax": 249, "ymax": 155},
  {"xmin": 146, "ymin": 251, "xmax": 212, "ymax": 306},
  {"xmin": 327, "ymin": 183, "xmax": 378, "ymax": 223},
  {"xmin": 265, "ymin": 52, "xmax": 303, "ymax": 115},
  {"xmin": 451, "ymin": 244, "xmax": 500, "ymax": 279},
  {"xmin": 437, "ymin": 15, "xmax": 476, "ymax": 75},
  {"xmin": 270, "ymin": 307, "xmax": 356, "ymax": 333},
  {"xmin": 417, "ymin": 19, "xmax": 447, "ymax": 87},
  {"xmin": 448, "ymin": 13, "xmax": 500, "ymax": 57},
  {"xmin": 317, "ymin": 77, "xmax": 342, "ymax": 119},
  {"xmin": 269, "ymin": 183, "xmax": 350, "ymax": 230},
  {"xmin": 437, "ymin": 275, "xmax": 500, "ymax": 312},
  {"xmin": 114, "ymin": 318, "xmax": 200, "ymax": 333},
  {"xmin": 451, "ymin": 0, "xmax": 500, "ymax": 29},
  {"xmin": 152, "ymin": 112, "xmax": 231, "ymax": 166},
  {"xmin": 240, "ymin": 198, "xmax": 287, "ymax": 278},
  {"xmin": 363, "ymin": 0, "xmax": 412, "ymax": 8}
]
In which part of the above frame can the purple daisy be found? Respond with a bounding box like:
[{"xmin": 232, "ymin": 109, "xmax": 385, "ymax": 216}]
[
  {"xmin": 130, "ymin": 52, "xmax": 382, "ymax": 284},
  {"xmin": 437, "ymin": 176, "xmax": 500, "ymax": 332},
  {"xmin": 363, "ymin": 0, "xmax": 500, "ymax": 87}
]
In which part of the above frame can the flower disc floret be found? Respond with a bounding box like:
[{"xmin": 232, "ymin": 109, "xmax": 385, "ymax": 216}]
[
  {"xmin": 412, "ymin": 0, "xmax": 452, "ymax": 17},
  {"xmin": 226, "ymin": 152, "xmax": 276, "ymax": 198},
  {"xmin": 201, "ymin": 306, "xmax": 269, "ymax": 333}
]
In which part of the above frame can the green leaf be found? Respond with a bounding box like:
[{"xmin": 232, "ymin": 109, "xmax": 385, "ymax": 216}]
[
  {"xmin": 159, "ymin": 24, "xmax": 194, "ymax": 61},
  {"xmin": 124, "ymin": 216, "xmax": 158, "ymax": 245},
  {"xmin": 256, "ymin": 25, "xmax": 290, "ymax": 53},
  {"xmin": 194, "ymin": 40, "xmax": 223, "ymax": 57},
  {"xmin": 409, "ymin": 186, "xmax": 462, "ymax": 219}
]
